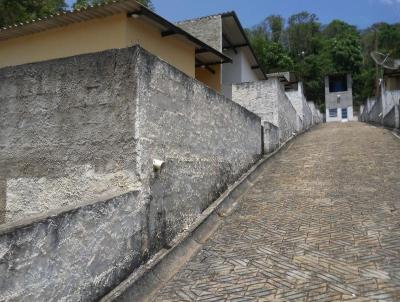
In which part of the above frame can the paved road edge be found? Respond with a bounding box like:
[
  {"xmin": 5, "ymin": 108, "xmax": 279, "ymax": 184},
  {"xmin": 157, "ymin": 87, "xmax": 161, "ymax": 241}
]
[{"xmin": 100, "ymin": 128, "xmax": 314, "ymax": 302}]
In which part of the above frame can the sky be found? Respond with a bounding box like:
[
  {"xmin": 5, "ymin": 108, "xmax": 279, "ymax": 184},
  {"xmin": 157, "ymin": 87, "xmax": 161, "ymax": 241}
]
[{"xmin": 66, "ymin": 0, "xmax": 400, "ymax": 29}]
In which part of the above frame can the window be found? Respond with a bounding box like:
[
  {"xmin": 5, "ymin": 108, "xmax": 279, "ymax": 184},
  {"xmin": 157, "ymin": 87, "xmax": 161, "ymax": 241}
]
[
  {"xmin": 342, "ymin": 108, "xmax": 348, "ymax": 119},
  {"xmin": 329, "ymin": 108, "xmax": 337, "ymax": 117},
  {"xmin": 329, "ymin": 75, "xmax": 348, "ymax": 92}
]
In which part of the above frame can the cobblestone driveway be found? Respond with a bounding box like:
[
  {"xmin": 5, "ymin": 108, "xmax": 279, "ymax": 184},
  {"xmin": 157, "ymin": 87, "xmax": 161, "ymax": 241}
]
[{"xmin": 152, "ymin": 123, "xmax": 400, "ymax": 302}]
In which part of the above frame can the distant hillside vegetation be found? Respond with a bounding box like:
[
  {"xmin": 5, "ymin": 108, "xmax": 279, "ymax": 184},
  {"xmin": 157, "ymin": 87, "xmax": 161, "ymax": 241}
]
[{"xmin": 246, "ymin": 12, "xmax": 400, "ymax": 110}]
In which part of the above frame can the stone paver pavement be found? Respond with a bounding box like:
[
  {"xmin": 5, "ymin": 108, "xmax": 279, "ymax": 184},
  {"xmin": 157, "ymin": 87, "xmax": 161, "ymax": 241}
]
[{"xmin": 151, "ymin": 123, "xmax": 400, "ymax": 302}]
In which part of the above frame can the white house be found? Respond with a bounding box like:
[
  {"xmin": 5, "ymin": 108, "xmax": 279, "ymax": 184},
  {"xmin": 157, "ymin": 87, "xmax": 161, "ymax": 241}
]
[
  {"xmin": 177, "ymin": 12, "xmax": 266, "ymax": 99},
  {"xmin": 325, "ymin": 73, "xmax": 355, "ymax": 122}
]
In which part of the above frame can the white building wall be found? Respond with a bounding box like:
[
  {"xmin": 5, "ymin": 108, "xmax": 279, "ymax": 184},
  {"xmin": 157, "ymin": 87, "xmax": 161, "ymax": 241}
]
[
  {"xmin": 325, "ymin": 74, "xmax": 354, "ymax": 123},
  {"xmin": 241, "ymin": 51, "xmax": 259, "ymax": 83},
  {"xmin": 221, "ymin": 49, "xmax": 260, "ymax": 99},
  {"xmin": 222, "ymin": 49, "xmax": 242, "ymax": 85},
  {"xmin": 326, "ymin": 106, "xmax": 354, "ymax": 122}
]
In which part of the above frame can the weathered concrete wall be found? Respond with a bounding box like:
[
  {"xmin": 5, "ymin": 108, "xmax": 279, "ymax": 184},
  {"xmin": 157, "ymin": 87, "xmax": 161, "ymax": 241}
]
[
  {"xmin": 286, "ymin": 90, "xmax": 303, "ymax": 127},
  {"xmin": 383, "ymin": 105, "xmax": 398, "ymax": 128},
  {"xmin": 359, "ymin": 105, "xmax": 365, "ymax": 121},
  {"xmin": 382, "ymin": 90, "xmax": 400, "ymax": 129},
  {"xmin": 275, "ymin": 79, "xmax": 299, "ymax": 141},
  {"xmin": 232, "ymin": 78, "xmax": 298, "ymax": 145},
  {"xmin": 0, "ymin": 46, "xmax": 262, "ymax": 300},
  {"xmin": 307, "ymin": 101, "xmax": 323, "ymax": 125},
  {"xmin": 360, "ymin": 98, "xmax": 376, "ymax": 122},
  {"xmin": 369, "ymin": 97, "xmax": 383, "ymax": 125},
  {"xmin": 0, "ymin": 191, "xmax": 150, "ymax": 302},
  {"xmin": 382, "ymin": 90, "xmax": 400, "ymax": 117},
  {"xmin": 0, "ymin": 49, "xmax": 140, "ymax": 223},
  {"xmin": 360, "ymin": 90, "xmax": 400, "ymax": 129},
  {"xmin": 135, "ymin": 48, "xmax": 262, "ymax": 241},
  {"xmin": 177, "ymin": 16, "xmax": 222, "ymax": 51},
  {"xmin": 263, "ymin": 122, "xmax": 279, "ymax": 153},
  {"xmin": 0, "ymin": 179, "xmax": 5, "ymax": 224},
  {"xmin": 286, "ymin": 82, "xmax": 313, "ymax": 131},
  {"xmin": 232, "ymin": 80, "xmax": 278, "ymax": 125}
]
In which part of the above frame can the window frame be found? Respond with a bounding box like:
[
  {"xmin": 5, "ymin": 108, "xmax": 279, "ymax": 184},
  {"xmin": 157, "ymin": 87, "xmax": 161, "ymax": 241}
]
[
  {"xmin": 329, "ymin": 75, "xmax": 348, "ymax": 93},
  {"xmin": 329, "ymin": 108, "xmax": 338, "ymax": 118}
]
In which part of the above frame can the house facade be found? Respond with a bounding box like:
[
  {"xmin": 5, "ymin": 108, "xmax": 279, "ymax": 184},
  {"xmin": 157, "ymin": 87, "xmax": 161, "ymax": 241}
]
[
  {"xmin": 0, "ymin": 0, "xmax": 230, "ymax": 91},
  {"xmin": 325, "ymin": 73, "xmax": 354, "ymax": 122},
  {"xmin": 177, "ymin": 12, "xmax": 266, "ymax": 99}
]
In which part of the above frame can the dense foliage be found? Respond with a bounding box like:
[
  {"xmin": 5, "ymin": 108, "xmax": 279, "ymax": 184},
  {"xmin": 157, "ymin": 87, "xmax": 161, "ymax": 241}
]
[
  {"xmin": 247, "ymin": 12, "xmax": 400, "ymax": 110},
  {"xmin": 0, "ymin": 0, "xmax": 66, "ymax": 27},
  {"xmin": 0, "ymin": 0, "xmax": 154, "ymax": 28},
  {"xmin": 73, "ymin": 0, "xmax": 154, "ymax": 10}
]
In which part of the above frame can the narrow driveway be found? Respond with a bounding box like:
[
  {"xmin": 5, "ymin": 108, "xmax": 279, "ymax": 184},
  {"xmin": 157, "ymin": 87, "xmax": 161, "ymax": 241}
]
[{"xmin": 152, "ymin": 123, "xmax": 400, "ymax": 302}]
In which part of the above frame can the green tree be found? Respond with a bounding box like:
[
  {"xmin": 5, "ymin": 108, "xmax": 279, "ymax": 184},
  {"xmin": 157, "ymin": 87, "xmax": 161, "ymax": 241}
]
[
  {"xmin": 266, "ymin": 15, "xmax": 285, "ymax": 43},
  {"xmin": 249, "ymin": 14, "xmax": 367, "ymax": 106},
  {"xmin": 73, "ymin": 0, "xmax": 154, "ymax": 10},
  {"xmin": 0, "ymin": 0, "xmax": 66, "ymax": 27},
  {"xmin": 247, "ymin": 27, "xmax": 294, "ymax": 73},
  {"xmin": 322, "ymin": 20, "xmax": 358, "ymax": 39},
  {"xmin": 327, "ymin": 35, "xmax": 363, "ymax": 73},
  {"xmin": 377, "ymin": 23, "xmax": 400, "ymax": 57},
  {"xmin": 287, "ymin": 12, "xmax": 321, "ymax": 57},
  {"xmin": 358, "ymin": 22, "xmax": 400, "ymax": 103}
]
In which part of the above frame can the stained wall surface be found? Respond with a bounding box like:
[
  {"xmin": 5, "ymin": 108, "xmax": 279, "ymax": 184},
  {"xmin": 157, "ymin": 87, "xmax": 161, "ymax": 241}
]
[
  {"xmin": 135, "ymin": 48, "xmax": 261, "ymax": 241},
  {"xmin": 0, "ymin": 48, "xmax": 140, "ymax": 223},
  {"xmin": 0, "ymin": 191, "xmax": 149, "ymax": 302},
  {"xmin": 177, "ymin": 15, "xmax": 223, "ymax": 52},
  {"xmin": 286, "ymin": 82, "xmax": 313, "ymax": 131},
  {"xmin": 232, "ymin": 78, "xmax": 298, "ymax": 144},
  {"xmin": 0, "ymin": 46, "xmax": 262, "ymax": 301}
]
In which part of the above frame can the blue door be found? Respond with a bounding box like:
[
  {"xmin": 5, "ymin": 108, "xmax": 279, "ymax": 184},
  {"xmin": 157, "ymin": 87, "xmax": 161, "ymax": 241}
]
[{"xmin": 342, "ymin": 108, "xmax": 348, "ymax": 119}]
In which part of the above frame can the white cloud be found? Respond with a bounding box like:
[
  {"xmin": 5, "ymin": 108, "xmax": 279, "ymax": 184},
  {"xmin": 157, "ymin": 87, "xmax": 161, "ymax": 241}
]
[{"xmin": 379, "ymin": 0, "xmax": 400, "ymax": 5}]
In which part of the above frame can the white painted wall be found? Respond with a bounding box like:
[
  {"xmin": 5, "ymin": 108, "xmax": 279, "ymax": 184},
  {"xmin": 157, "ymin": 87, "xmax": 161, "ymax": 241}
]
[
  {"xmin": 241, "ymin": 51, "xmax": 259, "ymax": 83},
  {"xmin": 222, "ymin": 49, "xmax": 242, "ymax": 85},
  {"xmin": 326, "ymin": 106, "xmax": 354, "ymax": 122},
  {"xmin": 221, "ymin": 49, "xmax": 260, "ymax": 99},
  {"xmin": 325, "ymin": 74, "xmax": 354, "ymax": 123}
]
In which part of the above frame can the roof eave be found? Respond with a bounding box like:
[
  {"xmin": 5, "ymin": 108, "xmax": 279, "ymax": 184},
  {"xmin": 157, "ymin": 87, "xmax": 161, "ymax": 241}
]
[
  {"xmin": 221, "ymin": 11, "xmax": 267, "ymax": 79},
  {"xmin": 138, "ymin": 6, "xmax": 231, "ymax": 65},
  {"xmin": 0, "ymin": 0, "xmax": 231, "ymax": 66}
]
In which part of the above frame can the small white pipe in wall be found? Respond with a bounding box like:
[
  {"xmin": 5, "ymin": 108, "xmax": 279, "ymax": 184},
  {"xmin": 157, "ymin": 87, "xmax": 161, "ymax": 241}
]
[{"xmin": 153, "ymin": 159, "xmax": 165, "ymax": 173}]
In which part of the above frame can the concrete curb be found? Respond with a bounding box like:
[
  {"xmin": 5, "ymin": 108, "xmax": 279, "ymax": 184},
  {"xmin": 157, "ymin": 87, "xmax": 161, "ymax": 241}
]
[
  {"xmin": 361, "ymin": 121, "xmax": 400, "ymax": 140},
  {"xmin": 375, "ymin": 125, "xmax": 399, "ymax": 141},
  {"xmin": 100, "ymin": 127, "xmax": 314, "ymax": 302},
  {"xmin": 392, "ymin": 130, "xmax": 400, "ymax": 140}
]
